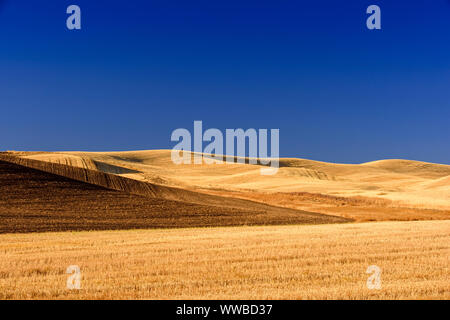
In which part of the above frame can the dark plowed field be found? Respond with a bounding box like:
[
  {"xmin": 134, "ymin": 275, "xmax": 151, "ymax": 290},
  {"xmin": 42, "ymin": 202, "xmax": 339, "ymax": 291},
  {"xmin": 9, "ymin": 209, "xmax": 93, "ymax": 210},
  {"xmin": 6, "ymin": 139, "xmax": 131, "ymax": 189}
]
[{"xmin": 0, "ymin": 159, "xmax": 349, "ymax": 233}]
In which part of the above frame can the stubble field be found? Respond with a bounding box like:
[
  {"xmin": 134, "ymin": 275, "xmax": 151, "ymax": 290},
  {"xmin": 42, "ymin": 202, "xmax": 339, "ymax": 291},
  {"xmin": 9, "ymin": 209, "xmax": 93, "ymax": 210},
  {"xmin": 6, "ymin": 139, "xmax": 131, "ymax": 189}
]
[
  {"xmin": 1, "ymin": 151, "xmax": 449, "ymax": 300},
  {"xmin": 0, "ymin": 220, "xmax": 448, "ymax": 300}
]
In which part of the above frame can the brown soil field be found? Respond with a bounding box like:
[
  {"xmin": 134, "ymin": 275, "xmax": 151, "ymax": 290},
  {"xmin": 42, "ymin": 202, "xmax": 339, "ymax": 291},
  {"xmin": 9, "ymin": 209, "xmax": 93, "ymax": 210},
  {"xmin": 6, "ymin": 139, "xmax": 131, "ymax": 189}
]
[
  {"xmin": 0, "ymin": 220, "xmax": 448, "ymax": 299},
  {"xmin": 0, "ymin": 159, "xmax": 347, "ymax": 233}
]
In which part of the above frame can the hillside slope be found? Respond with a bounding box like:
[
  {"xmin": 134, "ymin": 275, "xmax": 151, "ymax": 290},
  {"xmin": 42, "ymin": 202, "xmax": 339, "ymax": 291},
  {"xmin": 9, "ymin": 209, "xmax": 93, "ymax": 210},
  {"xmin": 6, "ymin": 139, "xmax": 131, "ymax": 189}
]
[
  {"xmin": 0, "ymin": 158, "xmax": 348, "ymax": 233},
  {"xmin": 11, "ymin": 150, "xmax": 450, "ymax": 212}
]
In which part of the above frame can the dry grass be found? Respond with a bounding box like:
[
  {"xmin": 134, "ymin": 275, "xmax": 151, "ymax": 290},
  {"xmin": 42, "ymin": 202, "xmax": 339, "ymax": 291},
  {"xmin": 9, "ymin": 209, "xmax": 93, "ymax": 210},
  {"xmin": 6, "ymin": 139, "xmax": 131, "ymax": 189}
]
[{"xmin": 0, "ymin": 220, "xmax": 448, "ymax": 300}]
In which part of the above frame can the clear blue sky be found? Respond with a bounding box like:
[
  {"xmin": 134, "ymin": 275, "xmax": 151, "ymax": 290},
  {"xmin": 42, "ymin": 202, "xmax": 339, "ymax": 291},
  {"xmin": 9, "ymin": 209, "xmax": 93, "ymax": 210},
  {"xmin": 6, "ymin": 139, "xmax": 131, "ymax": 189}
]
[{"xmin": 1, "ymin": 0, "xmax": 449, "ymax": 163}]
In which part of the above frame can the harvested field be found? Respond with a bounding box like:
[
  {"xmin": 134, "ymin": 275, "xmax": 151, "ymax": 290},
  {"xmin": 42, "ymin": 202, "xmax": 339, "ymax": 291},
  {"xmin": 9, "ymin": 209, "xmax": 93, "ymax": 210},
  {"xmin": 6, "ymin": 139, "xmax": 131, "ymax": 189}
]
[
  {"xmin": 0, "ymin": 220, "xmax": 448, "ymax": 299},
  {"xmin": 0, "ymin": 160, "xmax": 347, "ymax": 233}
]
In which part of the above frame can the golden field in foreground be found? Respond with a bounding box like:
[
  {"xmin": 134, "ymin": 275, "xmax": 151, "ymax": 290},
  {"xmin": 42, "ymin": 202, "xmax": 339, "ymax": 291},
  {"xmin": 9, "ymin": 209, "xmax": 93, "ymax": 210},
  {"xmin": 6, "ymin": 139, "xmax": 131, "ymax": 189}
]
[{"xmin": 0, "ymin": 220, "xmax": 448, "ymax": 300}]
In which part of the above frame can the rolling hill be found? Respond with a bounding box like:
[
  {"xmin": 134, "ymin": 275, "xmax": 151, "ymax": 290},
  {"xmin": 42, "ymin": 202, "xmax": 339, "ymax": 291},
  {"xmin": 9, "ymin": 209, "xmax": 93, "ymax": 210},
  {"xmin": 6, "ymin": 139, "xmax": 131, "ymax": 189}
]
[
  {"xmin": 6, "ymin": 150, "xmax": 449, "ymax": 221},
  {"xmin": 0, "ymin": 156, "xmax": 348, "ymax": 233}
]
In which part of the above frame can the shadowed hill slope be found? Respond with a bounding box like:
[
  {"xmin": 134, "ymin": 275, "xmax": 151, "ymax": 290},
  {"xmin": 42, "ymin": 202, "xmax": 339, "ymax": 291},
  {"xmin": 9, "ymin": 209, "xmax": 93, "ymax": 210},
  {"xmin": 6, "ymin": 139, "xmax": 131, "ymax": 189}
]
[{"xmin": 0, "ymin": 157, "xmax": 349, "ymax": 233}]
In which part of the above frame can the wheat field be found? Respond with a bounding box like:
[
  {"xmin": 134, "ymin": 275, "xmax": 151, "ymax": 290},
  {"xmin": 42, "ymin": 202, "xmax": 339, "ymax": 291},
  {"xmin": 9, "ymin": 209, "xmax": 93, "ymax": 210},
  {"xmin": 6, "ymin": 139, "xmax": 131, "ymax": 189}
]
[{"xmin": 0, "ymin": 220, "xmax": 448, "ymax": 300}]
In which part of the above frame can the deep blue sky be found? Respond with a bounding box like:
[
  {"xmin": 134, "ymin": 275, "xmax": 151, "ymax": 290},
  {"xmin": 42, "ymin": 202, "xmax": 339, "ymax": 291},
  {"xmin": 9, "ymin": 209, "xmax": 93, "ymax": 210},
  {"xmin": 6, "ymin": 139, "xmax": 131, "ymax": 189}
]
[{"xmin": 1, "ymin": 0, "xmax": 449, "ymax": 163}]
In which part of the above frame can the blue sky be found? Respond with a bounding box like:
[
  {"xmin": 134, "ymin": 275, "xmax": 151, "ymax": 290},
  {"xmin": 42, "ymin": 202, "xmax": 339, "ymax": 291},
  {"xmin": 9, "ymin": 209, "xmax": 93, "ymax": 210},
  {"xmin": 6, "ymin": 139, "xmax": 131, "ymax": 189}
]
[{"xmin": 1, "ymin": 0, "xmax": 449, "ymax": 163}]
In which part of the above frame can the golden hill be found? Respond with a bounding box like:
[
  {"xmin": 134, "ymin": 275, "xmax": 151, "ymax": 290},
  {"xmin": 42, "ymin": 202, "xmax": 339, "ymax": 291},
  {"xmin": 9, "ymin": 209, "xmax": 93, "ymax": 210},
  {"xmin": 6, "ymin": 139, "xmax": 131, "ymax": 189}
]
[{"xmin": 7, "ymin": 150, "xmax": 450, "ymax": 221}]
